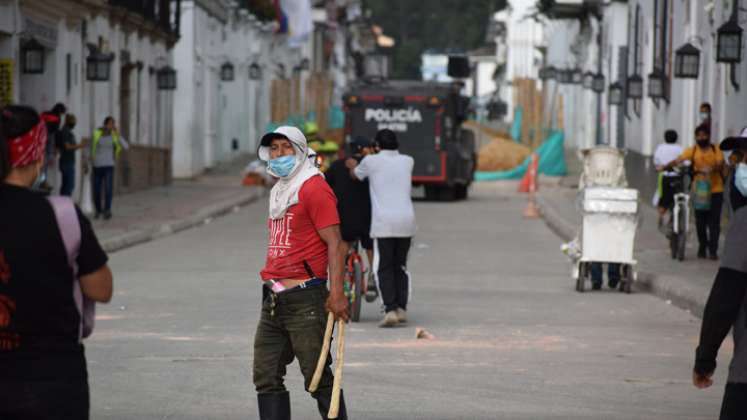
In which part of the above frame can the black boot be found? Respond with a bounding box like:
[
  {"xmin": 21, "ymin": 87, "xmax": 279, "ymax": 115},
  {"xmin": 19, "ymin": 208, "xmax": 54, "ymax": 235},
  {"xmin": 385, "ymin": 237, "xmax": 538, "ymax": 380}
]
[
  {"xmin": 314, "ymin": 389, "xmax": 348, "ymax": 420},
  {"xmin": 258, "ymin": 392, "xmax": 291, "ymax": 420}
]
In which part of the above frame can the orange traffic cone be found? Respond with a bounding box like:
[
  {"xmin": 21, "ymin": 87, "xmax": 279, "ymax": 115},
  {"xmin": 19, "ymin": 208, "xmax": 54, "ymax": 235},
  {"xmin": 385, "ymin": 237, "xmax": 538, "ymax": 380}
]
[
  {"xmin": 523, "ymin": 153, "xmax": 540, "ymax": 219},
  {"xmin": 518, "ymin": 153, "xmax": 538, "ymax": 193}
]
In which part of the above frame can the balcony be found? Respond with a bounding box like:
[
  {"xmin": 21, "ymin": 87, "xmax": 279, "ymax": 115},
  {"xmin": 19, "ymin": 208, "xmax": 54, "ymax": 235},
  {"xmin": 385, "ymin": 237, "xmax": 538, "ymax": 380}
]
[{"xmin": 109, "ymin": 0, "xmax": 181, "ymax": 37}]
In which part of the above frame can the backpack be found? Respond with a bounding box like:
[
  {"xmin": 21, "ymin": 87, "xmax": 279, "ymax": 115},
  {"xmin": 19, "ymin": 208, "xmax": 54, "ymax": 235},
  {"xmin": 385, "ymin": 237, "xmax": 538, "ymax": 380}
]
[{"xmin": 47, "ymin": 196, "xmax": 96, "ymax": 340}]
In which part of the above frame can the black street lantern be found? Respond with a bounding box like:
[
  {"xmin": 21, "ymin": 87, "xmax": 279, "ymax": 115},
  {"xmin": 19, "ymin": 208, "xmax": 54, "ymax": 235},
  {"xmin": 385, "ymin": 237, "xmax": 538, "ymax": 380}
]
[
  {"xmin": 220, "ymin": 62, "xmax": 235, "ymax": 81},
  {"xmin": 545, "ymin": 66, "xmax": 556, "ymax": 80},
  {"xmin": 571, "ymin": 69, "xmax": 583, "ymax": 84},
  {"xmin": 21, "ymin": 39, "xmax": 45, "ymax": 74},
  {"xmin": 717, "ymin": 18, "xmax": 743, "ymax": 63},
  {"xmin": 583, "ymin": 71, "xmax": 594, "ymax": 89},
  {"xmin": 674, "ymin": 43, "xmax": 700, "ymax": 78},
  {"xmin": 591, "ymin": 73, "xmax": 606, "ymax": 93},
  {"xmin": 249, "ymin": 62, "xmax": 262, "ymax": 80},
  {"xmin": 539, "ymin": 66, "xmax": 556, "ymax": 80},
  {"xmin": 157, "ymin": 66, "xmax": 177, "ymax": 90},
  {"xmin": 557, "ymin": 69, "xmax": 573, "ymax": 84},
  {"xmin": 626, "ymin": 74, "xmax": 643, "ymax": 99},
  {"xmin": 86, "ymin": 47, "xmax": 114, "ymax": 82},
  {"xmin": 647, "ymin": 71, "xmax": 666, "ymax": 99},
  {"xmin": 608, "ymin": 82, "xmax": 624, "ymax": 105},
  {"xmin": 299, "ymin": 58, "xmax": 310, "ymax": 71}
]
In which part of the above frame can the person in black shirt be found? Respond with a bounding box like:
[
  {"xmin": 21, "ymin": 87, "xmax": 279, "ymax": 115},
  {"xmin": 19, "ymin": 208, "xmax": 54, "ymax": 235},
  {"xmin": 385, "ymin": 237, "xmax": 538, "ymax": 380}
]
[
  {"xmin": 0, "ymin": 105, "xmax": 113, "ymax": 420},
  {"xmin": 326, "ymin": 136, "xmax": 375, "ymax": 266},
  {"xmin": 56, "ymin": 114, "xmax": 86, "ymax": 197},
  {"xmin": 693, "ymin": 132, "xmax": 747, "ymax": 420}
]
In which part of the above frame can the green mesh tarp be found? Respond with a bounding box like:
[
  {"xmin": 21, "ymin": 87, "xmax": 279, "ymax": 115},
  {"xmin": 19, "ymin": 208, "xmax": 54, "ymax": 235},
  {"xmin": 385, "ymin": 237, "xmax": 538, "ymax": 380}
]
[
  {"xmin": 474, "ymin": 130, "xmax": 568, "ymax": 181},
  {"xmin": 510, "ymin": 107, "xmax": 522, "ymax": 143}
]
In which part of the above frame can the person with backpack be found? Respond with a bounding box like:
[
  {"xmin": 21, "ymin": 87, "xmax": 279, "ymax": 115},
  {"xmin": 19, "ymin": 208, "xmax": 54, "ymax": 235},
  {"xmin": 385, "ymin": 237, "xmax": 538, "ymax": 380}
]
[
  {"xmin": 672, "ymin": 124, "xmax": 725, "ymax": 259},
  {"xmin": 0, "ymin": 105, "xmax": 113, "ymax": 420}
]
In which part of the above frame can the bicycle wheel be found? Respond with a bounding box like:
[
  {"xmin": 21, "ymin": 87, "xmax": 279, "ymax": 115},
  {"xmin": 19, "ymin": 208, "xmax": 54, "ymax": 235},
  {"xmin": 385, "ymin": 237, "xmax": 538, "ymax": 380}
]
[
  {"xmin": 350, "ymin": 259, "xmax": 364, "ymax": 322},
  {"xmin": 676, "ymin": 207, "xmax": 687, "ymax": 261},
  {"xmin": 668, "ymin": 217, "xmax": 677, "ymax": 259}
]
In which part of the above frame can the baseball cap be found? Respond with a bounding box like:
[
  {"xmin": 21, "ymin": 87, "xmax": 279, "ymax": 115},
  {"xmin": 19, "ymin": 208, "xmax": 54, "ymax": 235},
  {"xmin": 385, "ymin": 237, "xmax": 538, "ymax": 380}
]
[{"xmin": 720, "ymin": 127, "xmax": 747, "ymax": 151}]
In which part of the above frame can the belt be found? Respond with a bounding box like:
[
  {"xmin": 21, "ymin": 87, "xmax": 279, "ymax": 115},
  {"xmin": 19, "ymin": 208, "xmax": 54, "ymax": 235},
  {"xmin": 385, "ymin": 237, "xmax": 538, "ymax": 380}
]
[{"xmin": 264, "ymin": 278, "xmax": 327, "ymax": 294}]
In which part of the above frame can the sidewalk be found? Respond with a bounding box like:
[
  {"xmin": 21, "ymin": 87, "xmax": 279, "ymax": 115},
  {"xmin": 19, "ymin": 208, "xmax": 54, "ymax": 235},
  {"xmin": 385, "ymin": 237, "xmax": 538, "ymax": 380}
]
[
  {"xmin": 88, "ymin": 157, "xmax": 266, "ymax": 253},
  {"xmin": 537, "ymin": 185, "xmax": 718, "ymax": 317}
]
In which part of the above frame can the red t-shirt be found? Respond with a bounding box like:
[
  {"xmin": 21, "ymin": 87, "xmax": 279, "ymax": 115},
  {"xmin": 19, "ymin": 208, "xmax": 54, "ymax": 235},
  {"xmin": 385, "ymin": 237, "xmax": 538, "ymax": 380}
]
[{"xmin": 260, "ymin": 176, "xmax": 340, "ymax": 281}]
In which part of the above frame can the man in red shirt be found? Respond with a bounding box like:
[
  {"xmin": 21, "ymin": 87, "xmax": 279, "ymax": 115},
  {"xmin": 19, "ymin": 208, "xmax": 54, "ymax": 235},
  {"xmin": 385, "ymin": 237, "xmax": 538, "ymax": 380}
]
[{"xmin": 253, "ymin": 126, "xmax": 349, "ymax": 420}]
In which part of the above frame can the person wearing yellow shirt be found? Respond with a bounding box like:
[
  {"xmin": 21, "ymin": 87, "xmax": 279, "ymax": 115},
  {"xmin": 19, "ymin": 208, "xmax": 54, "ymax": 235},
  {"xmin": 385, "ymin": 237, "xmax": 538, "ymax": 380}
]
[{"xmin": 672, "ymin": 124, "xmax": 725, "ymax": 259}]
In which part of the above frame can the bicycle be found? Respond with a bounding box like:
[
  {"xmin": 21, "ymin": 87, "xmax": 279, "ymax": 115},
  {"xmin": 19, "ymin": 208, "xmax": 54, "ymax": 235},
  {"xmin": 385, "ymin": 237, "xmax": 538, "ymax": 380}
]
[
  {"xmin": 344, "ymin": 240, "xmax": 367, "ymax": 322},
  {"xmin": 662, "ymin": 165, "xmax": 691, "ymax": 261}
]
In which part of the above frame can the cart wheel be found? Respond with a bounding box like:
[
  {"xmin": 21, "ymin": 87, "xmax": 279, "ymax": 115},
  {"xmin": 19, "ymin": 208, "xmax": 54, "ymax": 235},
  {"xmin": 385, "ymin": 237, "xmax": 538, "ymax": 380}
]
[{"xmin": 575, "ymin": 262, "xmax": 586, "ymax": 293}]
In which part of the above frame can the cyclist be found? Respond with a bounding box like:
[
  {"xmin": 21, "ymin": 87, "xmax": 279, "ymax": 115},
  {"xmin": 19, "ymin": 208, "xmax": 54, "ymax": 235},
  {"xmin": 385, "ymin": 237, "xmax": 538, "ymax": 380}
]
[
  {"xmin": 325, "ymin": 136, "xmax": 375, "ymax": 292},
  {"xmin": 653, "ymin": 129, "xmax": 684, "ymax": 227}
]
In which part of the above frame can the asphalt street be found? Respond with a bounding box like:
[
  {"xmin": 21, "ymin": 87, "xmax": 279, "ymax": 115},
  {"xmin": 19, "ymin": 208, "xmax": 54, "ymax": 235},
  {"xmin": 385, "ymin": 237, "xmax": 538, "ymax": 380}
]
[{"xmin": 87, "ymin": 184, "xmax": 728, "ymax": 419}]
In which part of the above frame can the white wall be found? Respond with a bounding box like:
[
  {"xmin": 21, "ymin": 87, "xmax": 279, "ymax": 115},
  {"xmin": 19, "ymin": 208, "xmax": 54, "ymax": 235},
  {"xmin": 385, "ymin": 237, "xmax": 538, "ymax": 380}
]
[
  {"xmin": 622, "ymin": 0, "xmax": 747, "ymax": 158},
  {"xmin": 172, "ymin": 2, "xmax": 308, "ymax": 178},
  {"xmin": 502, "ymin": 0, "xmax": 544, "ymax": 120}
]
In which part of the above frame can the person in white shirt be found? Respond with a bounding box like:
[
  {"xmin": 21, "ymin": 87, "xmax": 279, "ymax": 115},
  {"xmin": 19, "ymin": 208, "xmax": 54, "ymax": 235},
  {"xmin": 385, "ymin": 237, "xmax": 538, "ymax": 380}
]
[
  {"xmin": 347, "ymin": 129, "xmax": 416, "ymax": 327},
  {"xmin": 653, "ymin": 130, "xmax": 684, "ymax": 225}
]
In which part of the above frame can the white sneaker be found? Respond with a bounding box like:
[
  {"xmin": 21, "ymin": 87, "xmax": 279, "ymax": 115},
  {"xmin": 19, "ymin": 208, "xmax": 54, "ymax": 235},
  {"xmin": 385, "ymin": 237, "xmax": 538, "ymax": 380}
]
[
  {"xmin": 378, "ymin": 311, "xmax": 398, "ymax": 328},
  {"xmin": 395, "ymin": 308, "xmax": 407, "ymax": 323}
]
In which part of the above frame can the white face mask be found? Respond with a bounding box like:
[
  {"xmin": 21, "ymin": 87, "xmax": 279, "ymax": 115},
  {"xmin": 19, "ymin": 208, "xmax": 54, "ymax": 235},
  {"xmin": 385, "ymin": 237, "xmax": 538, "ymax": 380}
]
[
  {"xmin": 735, "ymin": 163, "xmax": 747, "ymax": 197},
  {"xmin": 700, "ymin": 112, "xmax": 710, "ymax": 121}
]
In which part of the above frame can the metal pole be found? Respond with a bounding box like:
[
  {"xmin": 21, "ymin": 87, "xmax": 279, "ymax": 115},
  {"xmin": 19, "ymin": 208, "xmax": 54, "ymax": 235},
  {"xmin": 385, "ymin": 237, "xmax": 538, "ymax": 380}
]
[{"xmin": 596, "ymin": 19, "xmax": 603, "ymax": 145}]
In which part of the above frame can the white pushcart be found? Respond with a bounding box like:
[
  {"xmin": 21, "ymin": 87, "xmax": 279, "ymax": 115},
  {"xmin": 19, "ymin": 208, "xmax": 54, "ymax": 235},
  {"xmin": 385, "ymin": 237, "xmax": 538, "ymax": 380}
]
[
  {"xmin": 569, "ymin": 146, "xmax": 639, "ymax": 293},
  {"xmin": 573, "ymin": 186, "xmax": 639, "ymax": 293}
]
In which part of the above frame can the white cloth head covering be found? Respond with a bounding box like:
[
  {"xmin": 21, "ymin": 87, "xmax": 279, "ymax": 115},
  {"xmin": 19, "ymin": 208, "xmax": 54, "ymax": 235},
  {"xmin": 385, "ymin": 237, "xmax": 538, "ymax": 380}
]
[{"xmin": 258, "ymin": 126, "xmax": 322, "ymax": 219}]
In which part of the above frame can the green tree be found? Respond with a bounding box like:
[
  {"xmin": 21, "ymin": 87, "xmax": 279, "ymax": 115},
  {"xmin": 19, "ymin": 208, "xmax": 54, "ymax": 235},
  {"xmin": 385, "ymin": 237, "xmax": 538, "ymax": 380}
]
[{"xmin": 365, "ymin": 0, "xmax": 507, "ymax": 79}]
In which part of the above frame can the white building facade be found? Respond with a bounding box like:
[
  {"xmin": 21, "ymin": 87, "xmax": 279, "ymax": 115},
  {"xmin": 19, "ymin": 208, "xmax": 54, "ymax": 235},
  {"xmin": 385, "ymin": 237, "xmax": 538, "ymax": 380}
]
[
  {"xmin": 541, "ymin": 0, "xmax": 747, "ymax": 200},
  {"xmin": 172, "ymin": 0, "xmax": 317, "ymax": 178},
  {"xmin": 0, "ymin": 0, "xmax": 180, "ymax": 202}
]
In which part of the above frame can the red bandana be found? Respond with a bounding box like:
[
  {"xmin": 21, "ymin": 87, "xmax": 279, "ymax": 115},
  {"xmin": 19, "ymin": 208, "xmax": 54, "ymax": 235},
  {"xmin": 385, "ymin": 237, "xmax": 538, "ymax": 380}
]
[{"xmin": 7, "ymin": 120, "xmax": 47, "ymax": 168}]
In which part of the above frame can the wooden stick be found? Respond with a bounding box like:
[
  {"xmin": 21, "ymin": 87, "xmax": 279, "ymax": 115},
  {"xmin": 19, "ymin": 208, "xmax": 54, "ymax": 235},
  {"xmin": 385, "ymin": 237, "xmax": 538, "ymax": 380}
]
[
  {"xmin": 328, "ymin": 319, "xmax": 346, "ymax": 419},
  {"xmin": 309, "ymin": 312, "xmax": 335, "ymax": 393}
]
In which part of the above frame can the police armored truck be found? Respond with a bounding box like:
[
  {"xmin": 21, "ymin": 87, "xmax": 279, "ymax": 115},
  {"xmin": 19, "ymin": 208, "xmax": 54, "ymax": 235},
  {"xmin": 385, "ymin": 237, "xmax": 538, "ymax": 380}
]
[{"xmin": 343, "ymin": 78, "xmax": 476, "ymax": 200}]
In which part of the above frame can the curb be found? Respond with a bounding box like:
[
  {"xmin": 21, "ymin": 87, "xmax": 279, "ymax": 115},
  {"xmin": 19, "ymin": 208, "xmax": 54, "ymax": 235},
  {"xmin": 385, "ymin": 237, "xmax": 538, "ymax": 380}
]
[
  {"xmin": 536, "ymin": 193, "xmax": 706, "ymax": 318},
  {"xmin": 100, "ymin": 187, "xmax": 266, "ymax": 253}
]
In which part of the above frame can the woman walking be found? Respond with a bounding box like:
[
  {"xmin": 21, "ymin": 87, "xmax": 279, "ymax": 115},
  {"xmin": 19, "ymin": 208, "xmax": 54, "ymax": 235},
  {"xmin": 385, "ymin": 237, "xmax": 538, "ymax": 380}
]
[
  {"xmin": 91, "ymin": 116, "xmax": 129, "ymax": 220},
  {"xmin": 0, "ymin": 105, "xmax": 113, "ymax": 419}
]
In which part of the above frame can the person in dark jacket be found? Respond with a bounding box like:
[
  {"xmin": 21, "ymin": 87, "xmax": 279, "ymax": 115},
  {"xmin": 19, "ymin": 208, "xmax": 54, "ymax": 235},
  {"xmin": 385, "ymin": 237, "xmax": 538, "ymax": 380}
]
[
  {"xmin": 56, "ymin": 114, "xmax": 86, "ymax": 197},
  {"xmin": 326, "ymin": 136, "xmax": 377, "ymax": 299},
  {"xmin": 325, "ymin": 136, "xmax": 374, "ymax": 264},
  {"xmin": 693, "ymin": 129, "xmax": 747, "ymax": 420}
]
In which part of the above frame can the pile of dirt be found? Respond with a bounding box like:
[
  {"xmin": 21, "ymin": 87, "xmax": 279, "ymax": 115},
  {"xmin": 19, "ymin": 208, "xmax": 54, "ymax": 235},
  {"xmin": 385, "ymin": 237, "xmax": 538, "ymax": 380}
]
[{"xmin": 477, "ymin": 137, "xmax": 531, "ymax": 172}]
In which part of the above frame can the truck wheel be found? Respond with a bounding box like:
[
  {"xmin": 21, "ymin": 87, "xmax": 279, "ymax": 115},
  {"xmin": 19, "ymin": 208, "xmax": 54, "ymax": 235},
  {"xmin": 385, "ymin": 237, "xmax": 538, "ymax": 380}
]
[
  {"xmin": 438, "ymin": 186, "xmax": 457, "ymax": 201},
  {"xmin": 425, "ymin": 186, "xmax": 440, "ymax": 201},
  {"xmin": 455, "ymin": 184, "xmax": 468, "ymax": 200}
]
